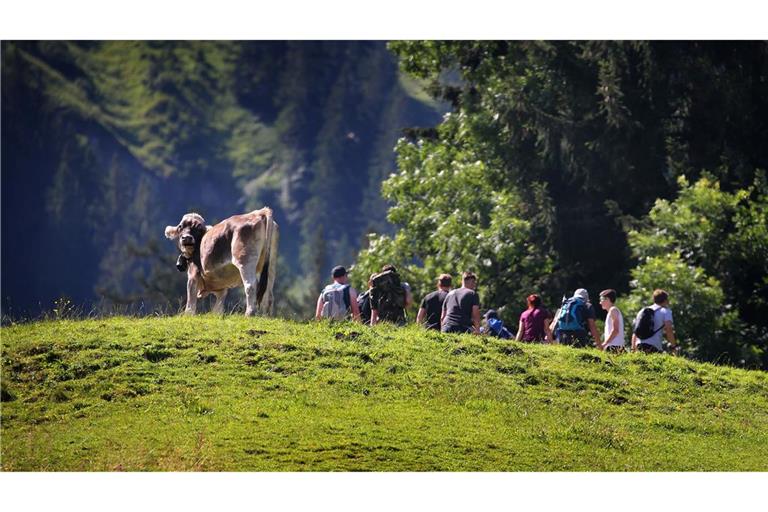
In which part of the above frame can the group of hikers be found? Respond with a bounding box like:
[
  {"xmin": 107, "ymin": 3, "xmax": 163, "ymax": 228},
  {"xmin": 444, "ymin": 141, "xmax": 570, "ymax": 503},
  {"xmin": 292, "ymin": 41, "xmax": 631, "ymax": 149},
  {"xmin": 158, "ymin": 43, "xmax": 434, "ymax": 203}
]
[{"xmin": 316, "ymin": 265, "xmax": 679, "ymax": 354}]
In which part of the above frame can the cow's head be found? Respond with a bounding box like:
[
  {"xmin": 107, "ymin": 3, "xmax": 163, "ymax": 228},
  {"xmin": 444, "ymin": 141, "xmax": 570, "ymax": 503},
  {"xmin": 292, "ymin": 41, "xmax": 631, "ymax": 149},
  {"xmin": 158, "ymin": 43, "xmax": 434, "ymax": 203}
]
[{"xmin": 164, "ymin": 213, "xmax": 209, "ymax": 263}]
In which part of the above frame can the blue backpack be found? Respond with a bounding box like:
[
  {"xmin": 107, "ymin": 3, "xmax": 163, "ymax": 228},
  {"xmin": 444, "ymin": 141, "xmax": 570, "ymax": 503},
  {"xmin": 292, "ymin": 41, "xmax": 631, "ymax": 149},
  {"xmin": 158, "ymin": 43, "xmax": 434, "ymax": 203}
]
[
  {"xmin": 487, "ymin": 318, "xmax": 513, "ymax": 339},
  {"xmin": 556, "ymin": 297, "xmax": 585, "ymax": 332}
]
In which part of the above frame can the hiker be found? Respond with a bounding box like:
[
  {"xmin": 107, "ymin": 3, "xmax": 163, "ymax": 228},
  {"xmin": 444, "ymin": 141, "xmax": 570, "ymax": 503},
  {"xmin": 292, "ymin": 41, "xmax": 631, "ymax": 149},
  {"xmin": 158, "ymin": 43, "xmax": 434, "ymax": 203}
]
[
  {"xmin": 370, "ymin": 264, "xmax": 413, "ymax": 326},
  {"xmin": 416, "ymin": 273, "xmax": 452, "ymax": 330},
  {"xmin": 356, "ymin": 273, "xmax": 376, "ymax": 325},
  {"xmin": 440, "ymin": 271, "xmax": 481, "ymax": 334},
  {"xmin": 549, "ymin": 288, "xmax": 601, "ymax": 347},
  {"xmin": 597, "ymin": 289, "xmax": 625, "ymax": 353},
  {"xmin": 482, "ymin": 309, "xmax": 513, "ymax": 339},
  {"xmin": 631, "ymin": 289, "xmax": 678, "ymax": 354},
  {"xmin": 315, "ymin": 265, "xmax": 361, "ymax": 322},
  {"xmin": 515, "ymin": 294, "xmax": 554, "ymax": 343}
]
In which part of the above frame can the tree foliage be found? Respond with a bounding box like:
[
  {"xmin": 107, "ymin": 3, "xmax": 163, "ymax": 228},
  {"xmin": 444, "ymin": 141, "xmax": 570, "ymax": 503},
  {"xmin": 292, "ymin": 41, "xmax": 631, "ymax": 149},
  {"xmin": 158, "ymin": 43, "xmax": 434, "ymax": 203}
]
[
  {"xmin": 352, "ymin": 112, "xmax": 554, "ymax": 320},
  {"xmin": 385, "ymin": 42, "xmax": 768, "ymax": 297},
  {"xmin": 626, "ymin": 174, "xmax": 768, "ymax": 366},
  {"xmin": 2, "ymin": 41, "xmax": 442, "ymax": 317},
  {"xmin": 366, "ymin": 41, "xmax": 768, "ymax": 365}
]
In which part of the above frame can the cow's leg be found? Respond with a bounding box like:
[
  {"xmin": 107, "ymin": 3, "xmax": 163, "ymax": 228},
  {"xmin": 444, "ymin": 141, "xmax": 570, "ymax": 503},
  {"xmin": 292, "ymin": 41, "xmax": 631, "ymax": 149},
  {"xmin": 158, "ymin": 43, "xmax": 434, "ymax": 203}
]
[
  {"xmin": 212, "ymin": 289, "xmax": 228, "ymax": 315},
  {"xmin": 185, "ymin": 275, "xmax": 199, "ymax": 315},
  {"xmin": 257, "ymin": 224, "xmax": 279, "ymax": 315},
  {"xmin": 231, "ymin": 226, "xmax": 266, "ymax": 317},
  {"xmin": 237, "ymin": 265, "xmax": 259, "ymax": 316}
]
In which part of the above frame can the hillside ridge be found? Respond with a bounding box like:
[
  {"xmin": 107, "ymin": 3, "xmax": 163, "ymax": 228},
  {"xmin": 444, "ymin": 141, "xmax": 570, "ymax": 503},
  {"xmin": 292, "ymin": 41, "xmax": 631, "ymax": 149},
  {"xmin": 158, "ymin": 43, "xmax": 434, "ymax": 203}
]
[{"xmin": 2, "ymin": 315, "xmax": 767, "ymax": 471}]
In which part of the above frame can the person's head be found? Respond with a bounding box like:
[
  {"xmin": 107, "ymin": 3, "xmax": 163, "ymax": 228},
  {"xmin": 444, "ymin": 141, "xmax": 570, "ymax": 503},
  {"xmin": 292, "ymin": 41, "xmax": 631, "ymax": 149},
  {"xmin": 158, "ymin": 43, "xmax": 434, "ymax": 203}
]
[
  {"xmin": 598, "ymin": 289, "xmax": 617, "ymax": 311},
  {"xmin": 484, "ymin": 309, "xmax": 498, "ymax": 321},
  {"xmin": 437, "ymin": 273, "xmax": 452, "ymax": 290},
  {"xmin": 381, "ymin": 264, "xmax": 397, "ymax": 273},
  {"xmin": 573, "ymin": 288, "xmax": 589, "ymax": 303},
  {"xmin": 526, "ymin": 294, "xmax": 542, "ymax": 309},
  {"xmin": 462, "ymin": 271, "xmax": 477, "ymax": 290},
  {"xmin": 332, "ymin": 265, "xmax": 348, "ymax": 284},
  {"xmin": 653, "ymin": 289, "xmax": 669, "ymax": 306}
]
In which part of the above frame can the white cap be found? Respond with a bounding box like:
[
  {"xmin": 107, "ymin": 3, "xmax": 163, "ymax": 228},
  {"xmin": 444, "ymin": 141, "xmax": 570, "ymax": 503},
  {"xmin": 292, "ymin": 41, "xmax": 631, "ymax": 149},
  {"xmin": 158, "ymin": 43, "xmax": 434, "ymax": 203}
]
[{"xmin": 573, "ymin": 288, "xmax": 589, "ymax": 302}]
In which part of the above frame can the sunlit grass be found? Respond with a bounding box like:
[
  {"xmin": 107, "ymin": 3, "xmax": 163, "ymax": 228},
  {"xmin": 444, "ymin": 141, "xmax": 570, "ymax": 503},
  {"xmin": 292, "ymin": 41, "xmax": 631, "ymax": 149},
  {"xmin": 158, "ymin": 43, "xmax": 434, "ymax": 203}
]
[{"xmin": 2, "ymin": 315, "xmax": 766, "ymax": 471}]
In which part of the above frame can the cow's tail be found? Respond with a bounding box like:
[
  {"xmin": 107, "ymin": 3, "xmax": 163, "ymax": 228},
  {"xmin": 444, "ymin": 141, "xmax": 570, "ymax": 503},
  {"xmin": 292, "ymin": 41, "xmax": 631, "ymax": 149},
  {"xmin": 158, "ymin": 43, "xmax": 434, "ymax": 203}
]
[{"xmin": 255, "ymin": 210, "xmax": 274, "ymax": 308}]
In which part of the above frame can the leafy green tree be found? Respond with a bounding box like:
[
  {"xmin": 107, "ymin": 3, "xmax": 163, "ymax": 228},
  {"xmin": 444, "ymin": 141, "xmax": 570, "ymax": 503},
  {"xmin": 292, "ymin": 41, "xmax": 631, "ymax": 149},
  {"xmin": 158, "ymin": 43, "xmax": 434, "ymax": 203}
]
[
  {"xmin": 386, "ymin": 40, "xmax": 768, "ymax": 302},
  {"xmin": 352, "ymin": 113, "xmax": 554, "ymax": 321},
  {"xmin": 3, "ymin": 41, "xmax": 441, "ymax": 317},
  {"xmin": 623, "ymin": 254, "xmax": 746, "ymax": 363},
  {"xmin": 625, "ymin": 174, "xmax": 767, "ymax": 366}
]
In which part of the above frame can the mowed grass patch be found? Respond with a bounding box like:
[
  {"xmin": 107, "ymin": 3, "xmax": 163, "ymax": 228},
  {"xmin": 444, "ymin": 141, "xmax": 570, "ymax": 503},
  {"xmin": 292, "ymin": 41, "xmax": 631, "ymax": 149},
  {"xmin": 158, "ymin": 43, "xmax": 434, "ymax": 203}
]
[{"xmin": 1, "ymin": 315, "xmax": 767, "ymax": 471}]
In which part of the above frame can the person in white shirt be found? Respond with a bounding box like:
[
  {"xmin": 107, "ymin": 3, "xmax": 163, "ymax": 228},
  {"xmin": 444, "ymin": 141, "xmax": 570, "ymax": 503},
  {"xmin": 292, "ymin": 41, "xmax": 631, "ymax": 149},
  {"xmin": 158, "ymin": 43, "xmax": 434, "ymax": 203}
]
[
  {"xmin": 632, "ymin": 289, "xmax": 678, "ymax": 354},
  {"xmin": 597, "ymin": 289, "xmax": 625, "ymax": 353}
]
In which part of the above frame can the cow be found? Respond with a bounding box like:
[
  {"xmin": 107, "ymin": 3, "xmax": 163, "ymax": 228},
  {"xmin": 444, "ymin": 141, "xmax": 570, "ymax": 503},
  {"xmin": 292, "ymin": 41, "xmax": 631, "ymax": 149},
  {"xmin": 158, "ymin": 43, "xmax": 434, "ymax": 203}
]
[{"xmin": 164, "ymin": 207, "xmax": 278, "ymax": 316}]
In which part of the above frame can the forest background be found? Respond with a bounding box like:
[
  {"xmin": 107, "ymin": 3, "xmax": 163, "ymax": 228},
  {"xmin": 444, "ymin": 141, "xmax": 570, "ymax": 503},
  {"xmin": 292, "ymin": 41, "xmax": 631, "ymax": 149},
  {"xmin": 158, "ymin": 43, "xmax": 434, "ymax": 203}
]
[{"xmin": 2, "ymin": 41, "xmax": 767, "ymax": 368}]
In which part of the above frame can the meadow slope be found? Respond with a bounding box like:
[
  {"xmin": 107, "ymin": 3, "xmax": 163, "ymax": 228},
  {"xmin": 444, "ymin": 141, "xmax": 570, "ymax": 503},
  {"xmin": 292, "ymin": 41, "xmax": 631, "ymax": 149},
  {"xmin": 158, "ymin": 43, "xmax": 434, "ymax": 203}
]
[{"xmin": 1, "ymin": 315, "xmax": 767, "ymax": 471}]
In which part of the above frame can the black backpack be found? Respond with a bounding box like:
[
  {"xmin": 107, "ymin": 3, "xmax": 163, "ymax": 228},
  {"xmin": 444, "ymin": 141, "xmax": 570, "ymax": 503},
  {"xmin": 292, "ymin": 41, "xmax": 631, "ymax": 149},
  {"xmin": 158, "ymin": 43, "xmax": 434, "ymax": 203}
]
[
  {"xmin": 357, "ymin": 289, "xmax": 372, "ymax": 324},
  {"xmin": 371, "ymin": 270, "xmax": 406, "ymax": 322},
  {"xmin": 633, "ymin": 307, "xmax": 663, "ymax": 340}
]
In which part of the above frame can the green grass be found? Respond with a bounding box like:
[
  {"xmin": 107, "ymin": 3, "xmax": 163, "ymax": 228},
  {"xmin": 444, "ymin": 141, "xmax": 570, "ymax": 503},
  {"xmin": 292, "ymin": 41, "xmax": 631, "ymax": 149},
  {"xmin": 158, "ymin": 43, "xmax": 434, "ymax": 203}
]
[{"xmin": 1, "ymin": 315, "xmax": 767, "ymax": 471}]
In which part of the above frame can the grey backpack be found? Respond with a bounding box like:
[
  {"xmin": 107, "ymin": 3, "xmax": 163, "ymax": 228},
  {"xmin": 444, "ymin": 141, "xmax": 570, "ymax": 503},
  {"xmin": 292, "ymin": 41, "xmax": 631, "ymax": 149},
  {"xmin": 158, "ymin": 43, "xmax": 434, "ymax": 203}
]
[{"xmin": 320, "ymin": 283, "xmax": 351, "ymax": 320}]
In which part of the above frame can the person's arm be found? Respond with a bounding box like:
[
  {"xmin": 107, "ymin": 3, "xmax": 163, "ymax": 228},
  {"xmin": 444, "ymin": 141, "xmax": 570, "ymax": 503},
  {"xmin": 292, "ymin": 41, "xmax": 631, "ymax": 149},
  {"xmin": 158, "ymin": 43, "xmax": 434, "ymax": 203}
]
[
  {"xmin": 370, "ymin": 308, "xmax": 379, "ymax": 326},
  {"xmin": 315, "ymin": 294, "xmax": 324, "ymax": 320},
  {"xmin": 404, "ymin": 287, "xmax": 413, "ymax": 309},
  {"xmin": 664, "ymin": 320, "xmax": 677, "ymax": 351},
  {"xmin": 440, "ymin": 301, "xmax": 447, "ymax": 329},
  {"xmin": 472, "ymin": 305, "xmax": 481, "ymax": 334},
  {"xmin": 544, "ymin": 315, "xmax": 554, "ymax": 344},
  {"xmin": 549, "ymin": 316, "xmax": 558, "ymax": 333},
  {"xmin": 515, "ymin": 319, "xmax": 523, "ymax": 342},
  {"xmin": 416, "ymin": 307, "xmax": 427, "ymax": 326},
  {"xmin": 631, "ymin": 333, "xmax": 638, "ymax": 351},
  {"xmin": 349, "ymin": 288, "xmax": 361, "ymax": 322},
  {"xmin": 548, "ymin": 316, "xmax": 560, "ymax": 344}
]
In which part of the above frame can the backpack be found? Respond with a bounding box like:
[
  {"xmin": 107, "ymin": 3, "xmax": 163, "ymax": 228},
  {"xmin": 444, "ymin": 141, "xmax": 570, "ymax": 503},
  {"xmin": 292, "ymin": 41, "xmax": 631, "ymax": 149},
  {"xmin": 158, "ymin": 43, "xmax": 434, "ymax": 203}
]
[
  {"xmin": 320, "ymin": 283, "xmax": 351, "ymax": 320},
  {"xmin": 633, "ymin": 307, "xmax": 663, "ymax": 340},
  {"xmin": 357, "ymin": 289, "xmax": 372, "ymax": 324},
  {"xmin": 556, "ymin": 297, "xmax": 585, "ymax": 332},
  {"xmin": 371, "ymin": 270, "xmax": 406, "ymax": 322},
  {"xmin": 487, "ymin": 317, "xmax": 513, "ymax": 339}
]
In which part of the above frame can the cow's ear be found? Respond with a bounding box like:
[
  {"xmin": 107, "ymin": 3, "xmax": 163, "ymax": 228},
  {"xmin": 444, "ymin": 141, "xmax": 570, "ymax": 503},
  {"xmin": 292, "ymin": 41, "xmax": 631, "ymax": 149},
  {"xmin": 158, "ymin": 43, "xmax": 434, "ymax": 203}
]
[{"xmin": 165, "ymin": 225, "xmax": 179, "ymax": 239}]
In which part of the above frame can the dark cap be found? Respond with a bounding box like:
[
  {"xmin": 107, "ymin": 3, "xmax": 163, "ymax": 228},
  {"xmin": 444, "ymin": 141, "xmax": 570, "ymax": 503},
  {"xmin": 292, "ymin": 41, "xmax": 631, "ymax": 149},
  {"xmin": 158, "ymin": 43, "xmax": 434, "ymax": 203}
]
[
  {"xmin": 332, "ymin": 265, "xmax": 347, "ymax": 278},
  {"xmin": 484, "ymin": 309, "xmax": 498, "ymax": 320}
]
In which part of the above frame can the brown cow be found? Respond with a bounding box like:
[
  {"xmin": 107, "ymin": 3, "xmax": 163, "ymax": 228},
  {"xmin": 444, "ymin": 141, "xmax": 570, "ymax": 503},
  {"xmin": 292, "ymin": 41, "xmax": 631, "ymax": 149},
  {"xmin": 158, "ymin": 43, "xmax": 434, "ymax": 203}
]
[{"xmin": 164, "ymin": 207, "xmax": 278, "ymax": 316}]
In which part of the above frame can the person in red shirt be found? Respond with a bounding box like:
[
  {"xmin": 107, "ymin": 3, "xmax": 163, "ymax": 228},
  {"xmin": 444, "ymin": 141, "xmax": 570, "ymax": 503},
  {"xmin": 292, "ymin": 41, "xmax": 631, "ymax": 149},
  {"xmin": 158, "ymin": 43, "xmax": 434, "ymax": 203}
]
[{"xmin": 515, "ymin": 294, "xmax": 554, "ymax": 343}]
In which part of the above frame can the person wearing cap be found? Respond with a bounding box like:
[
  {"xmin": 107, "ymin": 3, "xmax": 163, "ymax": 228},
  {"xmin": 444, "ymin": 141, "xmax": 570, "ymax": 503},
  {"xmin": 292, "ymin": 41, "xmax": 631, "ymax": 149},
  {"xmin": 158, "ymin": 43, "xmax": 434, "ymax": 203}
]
[
  {"xmin": 515, "ymin": 294, "xmax": 554, "ymax": 343},
  {"xmin": 315, "ymin": 265, "xmax": 361, "ymax": 322},
  {"xmin": 549, "ymin": 288, "xmax": 601, "ymax": 347},
  {"xmin": 440, "ymin": 271, "xmax": 481, "ymax": 334},
  {"xmin": 482, "ymin": 309, "xmax": 513, "ymax": 339},
  {"xmin": 416, "ymin": 273, "xmax": 452, "ymax": 330}
]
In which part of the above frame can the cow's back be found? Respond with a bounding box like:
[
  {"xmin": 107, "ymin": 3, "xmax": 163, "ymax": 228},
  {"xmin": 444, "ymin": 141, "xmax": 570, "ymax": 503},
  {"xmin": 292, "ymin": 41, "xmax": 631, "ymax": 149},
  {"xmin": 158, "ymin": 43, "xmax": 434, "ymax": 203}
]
[{"xmin": 198, "ymin": 209, "xmax": 271, "ymax": 291}]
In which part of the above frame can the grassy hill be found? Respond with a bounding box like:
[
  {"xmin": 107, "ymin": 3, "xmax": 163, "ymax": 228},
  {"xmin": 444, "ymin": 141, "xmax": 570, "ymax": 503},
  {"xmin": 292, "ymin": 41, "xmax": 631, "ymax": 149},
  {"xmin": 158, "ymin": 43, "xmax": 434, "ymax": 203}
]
[{"xmin": 1, "ymin": 315, "xmax": 767, "ymax": 471}]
